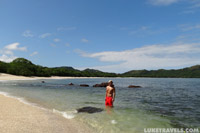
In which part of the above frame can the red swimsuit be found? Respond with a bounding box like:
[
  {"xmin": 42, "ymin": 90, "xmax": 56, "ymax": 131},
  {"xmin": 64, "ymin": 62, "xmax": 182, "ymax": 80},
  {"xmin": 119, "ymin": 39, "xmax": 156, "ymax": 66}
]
[{"xmin": 105, "ymin": 97, "xmax": 113, "ymax": 106}]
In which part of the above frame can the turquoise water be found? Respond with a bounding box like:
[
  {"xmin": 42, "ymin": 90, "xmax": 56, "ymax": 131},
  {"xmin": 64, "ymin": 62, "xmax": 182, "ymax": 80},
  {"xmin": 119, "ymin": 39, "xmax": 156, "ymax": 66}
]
[{"xmin": 0, "ymin": 78, "xmax": 200, "ymax": 133}]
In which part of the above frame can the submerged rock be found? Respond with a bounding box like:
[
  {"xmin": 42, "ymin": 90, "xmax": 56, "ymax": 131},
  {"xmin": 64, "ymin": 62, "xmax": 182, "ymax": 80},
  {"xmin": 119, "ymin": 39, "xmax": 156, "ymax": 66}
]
[
  {"xmin": 41, "ymin": 81, "xmax": 45, "ymax": 83},
  {"xmin": 128, "ymin": 85, "xmax": 141, "ymax": 88},
  {"xmin": 93, "ymin": 82, "xmax": 108, "ymax": 87},
  {"xmin": 77, "ymin": 106, "xmax": 103, "ymax": 114},
  {"xmin": 68, "ymin": 83, "xmax": 74, "ymax": 85},
  {"xmin": 80, "ymin": 84, "xmax": 89, "ymax": 87}
]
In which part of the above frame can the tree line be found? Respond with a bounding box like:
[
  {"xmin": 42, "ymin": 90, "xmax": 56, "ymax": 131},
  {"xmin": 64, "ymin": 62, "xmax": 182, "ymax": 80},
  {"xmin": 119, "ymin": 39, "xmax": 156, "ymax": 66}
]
[{"xmin": 0, "ymin": 58, "xmax": 200, "ymax": 78}]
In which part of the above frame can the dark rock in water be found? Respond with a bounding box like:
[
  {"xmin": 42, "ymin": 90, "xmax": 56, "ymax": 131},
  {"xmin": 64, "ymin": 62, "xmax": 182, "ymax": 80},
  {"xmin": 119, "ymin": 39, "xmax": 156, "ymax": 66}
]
[
  {"xmin": 41, "ymin": 81, "xmax": 45, "ymax": 83},
  {"xmin": 77, "ymin": 106, "xmax": 103, "ymax": 114},
  {"xmin": 80, "ymin": 84, "xmax": 89, "ymax": 87},
  {"xmin": 128, "ymin": 85, "xmax": 141, "ymax": 88},
  {"xmin": 68, "ymin": 83, "xmax": 74, "ymax": 85},
  {"xmin": 93, "ymin": 82, "xmax": 108, "ymax": 87}
]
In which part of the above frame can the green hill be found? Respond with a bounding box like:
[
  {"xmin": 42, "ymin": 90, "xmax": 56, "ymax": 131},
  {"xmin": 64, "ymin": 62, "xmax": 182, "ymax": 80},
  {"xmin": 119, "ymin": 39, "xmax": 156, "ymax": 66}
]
[
  {"xmin": 0, "ymin": 58, "xmax": 116, "ymax": 77},
  {"xmin": 120, "ymin": 65, "xmax": 200, "ymax": 78},
  {"xmin": 0, "ymin": 58, "xmax": 200, "ymax": 78}
]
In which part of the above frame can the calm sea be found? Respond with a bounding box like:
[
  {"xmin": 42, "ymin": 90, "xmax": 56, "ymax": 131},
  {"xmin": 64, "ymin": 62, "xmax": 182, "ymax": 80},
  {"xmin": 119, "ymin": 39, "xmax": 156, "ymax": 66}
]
[{"xmin": 0, "ymin": 78, "xmax": 200, "ymax": 133}]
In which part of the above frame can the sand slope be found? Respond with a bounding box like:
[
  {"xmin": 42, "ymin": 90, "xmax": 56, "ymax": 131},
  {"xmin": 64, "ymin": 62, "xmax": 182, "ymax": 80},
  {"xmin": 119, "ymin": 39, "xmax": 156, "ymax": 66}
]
[{"xmin": 0, "ymin": 95, "xmax": 93, "ymax": 133}]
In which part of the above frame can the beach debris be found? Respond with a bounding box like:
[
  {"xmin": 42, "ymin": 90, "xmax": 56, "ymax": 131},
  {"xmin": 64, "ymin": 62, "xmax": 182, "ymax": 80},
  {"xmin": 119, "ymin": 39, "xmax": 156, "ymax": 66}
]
[
  {"xmin": 68, "ymin": 83, "xmax": 74, "ymax": 85},
  {"xmin": 41, "ymin": 81, "xmax": 45, "ymax": 83},
  {"xmin": 80, "ymin": 84, "xmax": 89, "ymax": 87},
  {"xmin": 77, "ymin": 106, "xmax": 103, "ymax": 114},
  {"xmin": 93, "ymin": 82, "xmax": 108, "ymax": 87},
  {"xmin": 128, "ymin": 85, "xmax": 141, "ymax": 88}
]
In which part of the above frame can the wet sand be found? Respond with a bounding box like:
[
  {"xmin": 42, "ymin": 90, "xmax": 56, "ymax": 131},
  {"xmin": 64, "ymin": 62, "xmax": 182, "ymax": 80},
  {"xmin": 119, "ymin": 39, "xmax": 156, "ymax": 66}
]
[{"xmin": 0, "ymin": 94, "xmax": 93, "ymax": 133}]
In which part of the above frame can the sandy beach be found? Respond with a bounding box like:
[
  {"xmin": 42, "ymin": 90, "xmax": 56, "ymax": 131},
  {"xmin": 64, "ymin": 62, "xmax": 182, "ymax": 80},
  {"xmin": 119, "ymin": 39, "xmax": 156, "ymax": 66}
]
[
  {"xmin": 0, "ymin": 73, "xmax": 98, "ymax": 81},
  {"xmin": 0, "ymin": 73, "xmax": 94, "ymax": 133},
  {"xmin": 0, "ymin": 94, "xmax": 93, "ymax": 133}
]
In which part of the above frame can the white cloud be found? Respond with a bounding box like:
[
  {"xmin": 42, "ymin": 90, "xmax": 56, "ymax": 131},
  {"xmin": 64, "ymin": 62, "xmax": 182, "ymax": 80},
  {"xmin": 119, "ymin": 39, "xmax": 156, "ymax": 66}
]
[
  {"xmin": 57, "ymin": 27, "xmax": 77, "ymax": 31},
  {"xmin": 54, "ymin": 38, "xmax": 60, "ymax": 42},
  {"xmin": 81, "ymin": 38, "xmax": 89, "ymax": 43},
  {"xmin": 0, "ymin": 55, "xmax": 17, "ymax": 62},
  {"xmin": 22, "ymin": 30, "xmax": 34, "ymax": 37},
  {"xmin": 39, "ymin": 33, "xmax": 51, "ymax": 38},
  {"xmin": 4, "ymin": 42, "xmax": 27, "ymax": 51},
  {"xmin": 148, "ymin": 0, "xmax": 179, "ymax": 6},
  {"xmin": 76, "ymin": 43, "xmax": 200, "ymax": 72},
  {"xmin": 30, "ymin": 51, "xmax": 38, "ymax": 56},
  {"xmin": 0, "ymin": 42, "xmax": 27, "ymax": 62}
]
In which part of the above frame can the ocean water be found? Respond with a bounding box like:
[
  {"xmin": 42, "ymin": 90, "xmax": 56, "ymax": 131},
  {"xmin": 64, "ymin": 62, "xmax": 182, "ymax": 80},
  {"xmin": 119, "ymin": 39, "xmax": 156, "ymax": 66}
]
[{"xmin": 0, "ymin": 78, "xmax": 200, "ymax": 133}]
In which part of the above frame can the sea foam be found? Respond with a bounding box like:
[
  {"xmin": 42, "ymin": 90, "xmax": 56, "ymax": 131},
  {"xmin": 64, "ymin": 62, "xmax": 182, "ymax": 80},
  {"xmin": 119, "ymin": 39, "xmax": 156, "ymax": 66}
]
[
  {"xmin": 111, "ymin": 120, "xmax": 117, "ymax": 124},
  {"xmin": 53, "ymin": 109, "xmax": 76, "ymax": 119}
]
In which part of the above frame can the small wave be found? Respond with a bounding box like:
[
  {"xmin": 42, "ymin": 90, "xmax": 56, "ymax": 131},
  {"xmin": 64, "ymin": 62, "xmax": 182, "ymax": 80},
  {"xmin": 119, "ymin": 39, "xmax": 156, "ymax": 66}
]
[
  {"xmin": 0, "ymin": 91, "xmax": 48, "ymax": 111},
  {"xmin": 0, "ymin": 91, "xmax": 10, "ymax": 96},
  {"xmin": 0, "ymin": 80, "xmax": 9, "ymax": 82},
  {"xmin": 0, "ymin": 91, "xmax": 75, "ymax": 120},
  {"xmin": 53, "ymin": 109, "xmax": 76, "ymax": 119}
]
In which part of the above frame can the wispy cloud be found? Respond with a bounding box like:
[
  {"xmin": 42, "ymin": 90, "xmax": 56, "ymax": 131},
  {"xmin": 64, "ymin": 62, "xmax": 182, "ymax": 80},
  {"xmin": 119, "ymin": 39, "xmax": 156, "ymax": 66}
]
[
  {"xmin": 181, "ymin": 10, "xmax": 196, "ymax": 14},
  {"xmin": 0, "ymin": 42, "xmax": 27, "ymax": 62},
  {"xmin": 129, "ymin": 26, "xmax": 173, "ymax": 37},
  {"xmin": 181, "ymin": 0, "xmax": 200, "ymax": 14},
  {"xmin": 148, "ymin": 0, "xmax": 200, "ymax": 14},
  {"xmin": 179, "ymin": 24, "xmax": 200, "ymax": 31},
  {"xmin": 22, "ymin": 30, "xmax": 34, "ymax": 37},
  {"xmin": 74, "ymin": 49, "xmax": 87, "ymax": 56},
  {"xmin": 148, "ymin": 0, "xmax": 179, "ymax": 6},
  {"xmin": 4, "ymin": 42, "xmax": 27, "ymax": 51},
  {"xmin": 81, "ymin": 38, "xmax": 89, "ymax": 43},
  {"xmin": 30, "ymin": 51, "xmax": 38, "ymax": 56},
  {"xmin": 189, "ymin": 0, "xmax": 200, "ymax": 8},
  {"xmin": 54, "ymin": 38, "xmax": 60, "ymax": 42},
  {"xmin": 76, "ymin": 42, "xmax": 200, "ymax": 72},
  {"xmin": 39, "ymin": 33, "xmax": 51, "ymax": 38},
  {"xmin": 120, "ymin": 27, "xmax": 129, "ymax": 30},
  {"xmin": 57, "ymin": 26, "xmax": 77, "ymax": 31},
  {"xmin": 50, "ymin": 43, "xmax": 56, "ymax": 47},
  {"xmin": 129, "ymin": 26, "xmax": 150, "ymax": 35},
  {"xmin": 66, "ymin": 51, "xmax": 70, "ymax": 54}
]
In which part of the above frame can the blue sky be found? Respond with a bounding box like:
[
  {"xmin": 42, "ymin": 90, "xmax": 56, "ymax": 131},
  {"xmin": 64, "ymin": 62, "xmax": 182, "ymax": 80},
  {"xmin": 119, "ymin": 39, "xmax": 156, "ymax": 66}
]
[{"xmin": 1, "ymin": 0, "xmax": 200, "ymax": 73}]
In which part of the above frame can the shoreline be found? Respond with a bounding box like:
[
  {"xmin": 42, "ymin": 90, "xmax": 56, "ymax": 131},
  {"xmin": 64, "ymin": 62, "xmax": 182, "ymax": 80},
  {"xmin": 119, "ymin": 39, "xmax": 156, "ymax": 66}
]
[
  {"xmin": 0, "ymin": 92, "xmax": 93, "ymax": 133},
  {"xmin": 0, "ymin": 73, "xmax": 101, "ymax": 81},
  {"xmin": 1, "ymin": 73, "xmax": 199, "ymax": 81}
]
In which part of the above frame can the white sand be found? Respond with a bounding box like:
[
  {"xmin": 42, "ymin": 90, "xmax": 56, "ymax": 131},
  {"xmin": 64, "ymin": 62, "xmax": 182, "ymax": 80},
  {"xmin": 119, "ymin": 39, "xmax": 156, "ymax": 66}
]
[
  {"xmin": 0, "ymin": 94, "xmax": 93, "ymax": 133},
  {"xmin": 0, "ymin": 73, "xmax": 95, "ymax": 133},
  {"xmin": 0, "ymin": 73, "xmax": 98, "ymax": 81}
]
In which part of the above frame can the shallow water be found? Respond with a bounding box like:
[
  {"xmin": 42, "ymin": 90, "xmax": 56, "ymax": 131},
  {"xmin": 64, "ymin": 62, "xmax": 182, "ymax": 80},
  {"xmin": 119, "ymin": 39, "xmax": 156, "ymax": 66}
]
[{"xmin": 0, "ymin": 78, "xmax": 200, "ymax": 132}]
